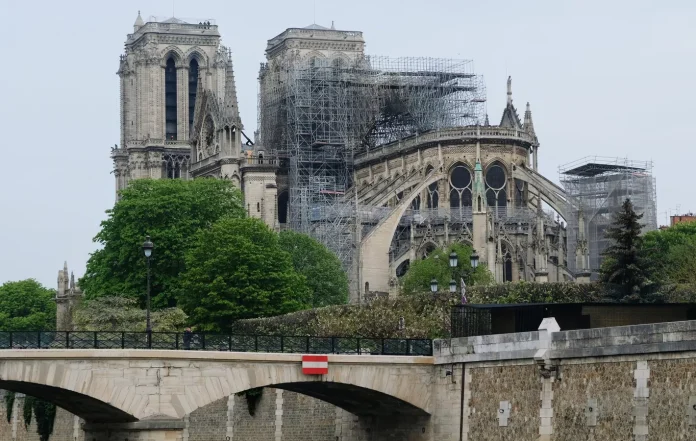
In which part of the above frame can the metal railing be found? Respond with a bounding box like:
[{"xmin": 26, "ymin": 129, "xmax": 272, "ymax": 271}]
[
  {"xmin": 0, "ymin": 332, "xmax": 432, "ymax": 356},
  {"xmin": 451, "ymin": 306, "xmax": 493, "ymax": 338}
]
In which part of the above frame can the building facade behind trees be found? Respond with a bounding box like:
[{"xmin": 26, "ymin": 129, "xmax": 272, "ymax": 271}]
[{"xmin": 108, "ymin": 14, "xmax": 657, "ymax": 301}]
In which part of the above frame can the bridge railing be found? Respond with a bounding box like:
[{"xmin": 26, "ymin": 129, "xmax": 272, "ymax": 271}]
[{"xmin": 0, "ymin": 332, "xmax": 432, "ymax": 356}]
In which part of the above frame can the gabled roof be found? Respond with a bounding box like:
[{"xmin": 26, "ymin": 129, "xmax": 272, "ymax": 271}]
[
  {"xmin": 499, "ymin": 104, "xmax": 522, "ymax": 129},
  {"xmin": 304, "ymin": 23, "xmax": 329, "ymax": 30},
  {"xmin": 499, "ymin": 76, "xmax": 523, "ymax": 129},
  {"xmin": 162, "ymin": 17, "xmax": 187, "ymax": 24}
]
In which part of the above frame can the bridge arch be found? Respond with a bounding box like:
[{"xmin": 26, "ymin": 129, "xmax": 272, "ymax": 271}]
[
  {"xmin": 0, "ymin": 379, "xmax": 137, "ymax": 423},
  {"xmin": 0, "ymin": 351, "xmax": 432, "ymax": 422}
]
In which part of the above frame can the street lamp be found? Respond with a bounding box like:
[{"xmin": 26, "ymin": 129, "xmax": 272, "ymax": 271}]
[
  {"xmin": 430, "ymin": 278, "xmax": 438, "ymax": 293},
  {"xmin": 470, "ymin": 250, "xmax": 479, "ymax": 269},
  {"xmin": 142, "ymin": 236, "xmax": 154, "ymax": 341},
  {"xmin": 449, "ymin": 252, "xmax": 458, "ymax": 293},
  {"xmin": 449, "ymin": 252, "xmax": 458, "ymax": 268}
]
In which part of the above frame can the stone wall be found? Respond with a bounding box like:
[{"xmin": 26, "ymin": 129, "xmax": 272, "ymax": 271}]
[{"xmin": 436, "ymin": 318, "xmax": 696, "ymax": 441}]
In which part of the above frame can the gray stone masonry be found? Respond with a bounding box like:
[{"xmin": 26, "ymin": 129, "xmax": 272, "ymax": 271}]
[{"xmin": 436, "ymin": 318, "xmax": 696, "ymax": 364}]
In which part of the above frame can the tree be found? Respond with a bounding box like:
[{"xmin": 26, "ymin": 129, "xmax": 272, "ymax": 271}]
[
  {"xmin": 80, "ymin": 179, "xmax": 244, "ymax": 308},
  {"xmin": 179, "ymin": 217, "xmax": 311, "ymax": 331},
  {"xmin": 278, "ymin": 230, "xmax": 349, "ymax": 307},
  {"xmin": 642, "ymin": 221, "xmax": 696, "ymax": 285},
  {"xmin": 599, "ymin": 198, "xmax": 655, "ymax": 302},
  {"xmin": 400, "ymin": 243, "xmax": 494, "ymax": 296},
  {"xmin": 0, "ymin": 280, "xmax": 56, "ymax": 330},
  {"xmin": 73, "ymin": 297, "xmax": 187, "ymax": 332}
]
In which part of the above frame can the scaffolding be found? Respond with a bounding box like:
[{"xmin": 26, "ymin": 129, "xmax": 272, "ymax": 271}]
[
  {"xmin": 560, "ymin": 156, "xmax": 657, "ymax": 279},
  {"xmin": 258, "ymin": 55, "xmax": 486, "ymax": 287}
]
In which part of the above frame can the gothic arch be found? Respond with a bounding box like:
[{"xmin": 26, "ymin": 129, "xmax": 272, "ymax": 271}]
[
  {"xmin": 447, "ymin": 160, "xmax": 472, "ymax": 174},
  {"xmin": 483, "ymin": 158, "xmax": 510, "ymax": 174},
  {"xmin": 185, "ymin": 46, "xmax": 209, "ymax": 67},
  {"xmin": 160, "ymin": 46, "xmax": 186, "ymax": 67},
  {"xmin": 304, "ymin": 50, "xmax": 327, "ymax": 61},
  {"xmin": 417, "ymin": 241, "xmax": 438, "ymax": 259}
]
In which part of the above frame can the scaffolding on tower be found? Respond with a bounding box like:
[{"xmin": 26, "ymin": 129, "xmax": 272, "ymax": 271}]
[
  {"xmin": 560, "ymin": 156, "xmax": 657, "ymax": 280},
  {"xmin": 259, "ymin": 55, "xmax": 486, "ymax": 288}
]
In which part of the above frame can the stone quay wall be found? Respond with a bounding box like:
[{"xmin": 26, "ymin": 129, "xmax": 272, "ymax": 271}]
[{"xmin": 435, "ymin": 318, "xmax": 696, "ymax": 441}]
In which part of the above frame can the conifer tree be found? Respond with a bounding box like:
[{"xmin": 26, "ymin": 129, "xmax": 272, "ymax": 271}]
[{"xmin": 600, "ymin": 198, "xmax": 655, "ymax": 302}]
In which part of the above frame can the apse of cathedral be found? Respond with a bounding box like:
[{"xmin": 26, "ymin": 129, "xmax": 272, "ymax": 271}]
[{"xmin": 111, "ymin": 14, "xmax": 592, "ymax": 301}]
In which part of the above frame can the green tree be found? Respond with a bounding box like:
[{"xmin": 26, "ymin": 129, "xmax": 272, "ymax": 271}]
[
  {"xmin": 80, "ymin": 179, "xmax": 244, "ymax": 308},
  {"xmin": 278, "ymin": 230, "xmax": 349, "ymax": 307},
  {"xmin": 73, "ymin": 297, "xmax": 187, "ymax": 332},
  {"xmin": 642, "ymin": 221, "xmax": 696, "ymax": 285},
  {"xmin": 179, "ymin": 217, "xmax": 311, "ymax": 331},
  {"xmin": 400, "ymin": 243, "xmax": 494, "ymax": 296},
  {"xmin": 0, "ymin": 280, "xmax": 56, "ymax": 330},
  {"xmin": 599, "ymin": 198, "xmax": 656, "ymax": 302}
]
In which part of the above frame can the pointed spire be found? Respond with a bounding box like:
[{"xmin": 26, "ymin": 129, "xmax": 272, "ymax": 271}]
[
  {"xmin": 134, "ymin": 11, "xmax": 145, "ymax": 31},
  {"xmin": 484, "ymin": 114, "xmax": 490, "ymax": 126},
  {"xmin": 500, "ymin": 76, "xmax": 522, "ymax": 129},
  {"xmin": 64, "ymin": 261, "xmax": 68, "ymax": 271},
  {"xmin": 331, "ymin": 20, "xmax": 336, "ymax": 30},
  {"xmin": 524, "ymin": 102, "xmax": 536, "ymax": 135}
]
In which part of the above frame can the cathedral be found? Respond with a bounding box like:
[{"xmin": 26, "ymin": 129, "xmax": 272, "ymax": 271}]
[{"xmin": 110, "ymin": 13, "xmax": 591, "ymax": 302}]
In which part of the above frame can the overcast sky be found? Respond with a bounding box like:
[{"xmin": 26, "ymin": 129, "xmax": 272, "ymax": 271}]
[{"xmin": 0, "ymin": 0, "xmax": 692, "ymax": 287}]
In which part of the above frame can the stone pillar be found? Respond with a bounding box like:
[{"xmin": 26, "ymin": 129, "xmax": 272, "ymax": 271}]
[{"xmin": 83, "ymin": 421, "xmax": 185, "ymax": 441}]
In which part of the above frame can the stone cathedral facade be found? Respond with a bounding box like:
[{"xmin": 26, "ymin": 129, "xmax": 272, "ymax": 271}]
[
  {"xmin": 110, "ymin": 14, "xmax": 589, "ymax": 301},
  {"xmin": 111, "ymin": 13, "xmax": 278, "ymax": 224}
]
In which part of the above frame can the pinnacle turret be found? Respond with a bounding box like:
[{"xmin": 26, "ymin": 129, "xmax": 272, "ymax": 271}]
[
  {"xmin": 524, "ymin": 102, "xmax": 535, "ymax": 135},
  {"xmin": 134, "ymin": 11, "xmax": 145, "ymax": 32}
]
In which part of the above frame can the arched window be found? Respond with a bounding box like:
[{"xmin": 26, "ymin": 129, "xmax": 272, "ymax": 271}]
[
  {"xmin": 502, "ymin": 244, "xmax": 514, "ymax": 282},
  {"xmin": 449, "ymin": 165, "xmax": 472, "ymax": 219},
  {"xmin": 514, "ymin": 178, "xmax": 526, "ymax": 207},
  {"xmin": 427, "ymin": 182, "xmax": 439, "ymax": 209},
  {"xmin": 165, "ymin": 57, "xmax": 177, "ymax": 140},
  {"xmin": 278, "ymin": 191, "xmax": 289, "ymax": 224},
  {"xmin": 188, "ymin": 59, "xmax": 199, "ymax": 134},
  {"xmin": 485, "ymin": 163, "xmax": 507, "ymax": 215},
  {"xmin": 395, "ymin": 260, "xmax": 410, "ymax": 278}
]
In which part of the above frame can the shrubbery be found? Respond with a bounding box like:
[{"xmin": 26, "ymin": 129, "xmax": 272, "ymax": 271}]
[{"xmin": 233, "ymin": 282, "xmax": 617, "ymax": 339}]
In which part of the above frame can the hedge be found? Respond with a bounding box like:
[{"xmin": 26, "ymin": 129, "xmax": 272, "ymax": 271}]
[{"xmin": 231, "ymin": 282, "xmax": 613, "ymax": 339}]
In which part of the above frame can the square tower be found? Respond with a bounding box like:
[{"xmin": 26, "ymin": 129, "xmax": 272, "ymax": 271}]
[{"xmin": 113, "ymin": 13, "xmax": 239, "ymax": 196}]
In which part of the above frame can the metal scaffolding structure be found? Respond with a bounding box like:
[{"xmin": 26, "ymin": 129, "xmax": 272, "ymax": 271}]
[
  {"xmin": 258, "ymin": 55, "xmax": 486, "ymax": 284},
  {"xmin": 560, "ymin": 156, "xmax": 657, "ymax": 279}
]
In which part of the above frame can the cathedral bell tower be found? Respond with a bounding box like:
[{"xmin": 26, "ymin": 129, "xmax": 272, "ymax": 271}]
[{"xmin": 112, "ymin": 13, "xmax": 241, "ymax": 198}]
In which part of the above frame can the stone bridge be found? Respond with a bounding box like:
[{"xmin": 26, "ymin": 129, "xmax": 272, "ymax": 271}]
[{"xmin": 0, "ymin": 349, "xmax": 438, "ymax": 440}]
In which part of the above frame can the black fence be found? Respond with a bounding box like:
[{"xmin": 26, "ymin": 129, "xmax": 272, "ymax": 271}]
[
  {"xmin": 451, "ymin": 306, "xmax": 493, "ymax": 338},
  {"xmin": 0, "ymin": 331, "xmax": 432, "ymax": 356}
]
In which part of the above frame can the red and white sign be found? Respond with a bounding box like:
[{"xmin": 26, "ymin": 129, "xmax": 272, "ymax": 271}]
[{"xmin": 302, "ymin": 355, "xmax": 329, "ymax": 375}]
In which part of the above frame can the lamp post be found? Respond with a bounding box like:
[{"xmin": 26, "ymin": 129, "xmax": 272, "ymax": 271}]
[
  {"xmin": 449, "ymin": 251, "xmax": 458, "ymax": 293},
  {"xmin": 470, "ymin": 250, "xmax": 479, "ymax": 269},
  {"xmin": 142, "ymin": 236, "xmax": 154, "ymax": 344},
  {"xmin": 430, "ymin": 278, "xmax": 438, "ymax": 293}
]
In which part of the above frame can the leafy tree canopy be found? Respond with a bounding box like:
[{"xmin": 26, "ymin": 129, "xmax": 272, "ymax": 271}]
[
  {"xmin": 599, "ymin": 198, "xmax": 657, "ymax": 302},
  {"xmin": 400, "ymin": 243, "xmax": 494, "ymax": 296},
  {"xmin": 0, "ymin": 280, "xmax": 56, "ymax": 331},
  {"xmin": 278, "ymin": 230, "xmax": 349, "ymax": 307},
  {"xmin": 73, "ymin": 297, "xmax": 187, "ymax": 332},
  {"xmin": 179, "ymin": 217, "xmax": 311, "ymax": 332},
  {"xmin": 643, "ymin": 221, "xmax": 696, "ymax": 285},
  {"xmin": 80, "ymin": 179, "xmax": 244, "ymax": 308}
]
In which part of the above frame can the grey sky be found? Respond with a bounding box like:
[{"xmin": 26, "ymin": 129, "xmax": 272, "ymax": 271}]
[{"xmin": 0, "ymin": 0, "xmax": 691, "ymax": 287}]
